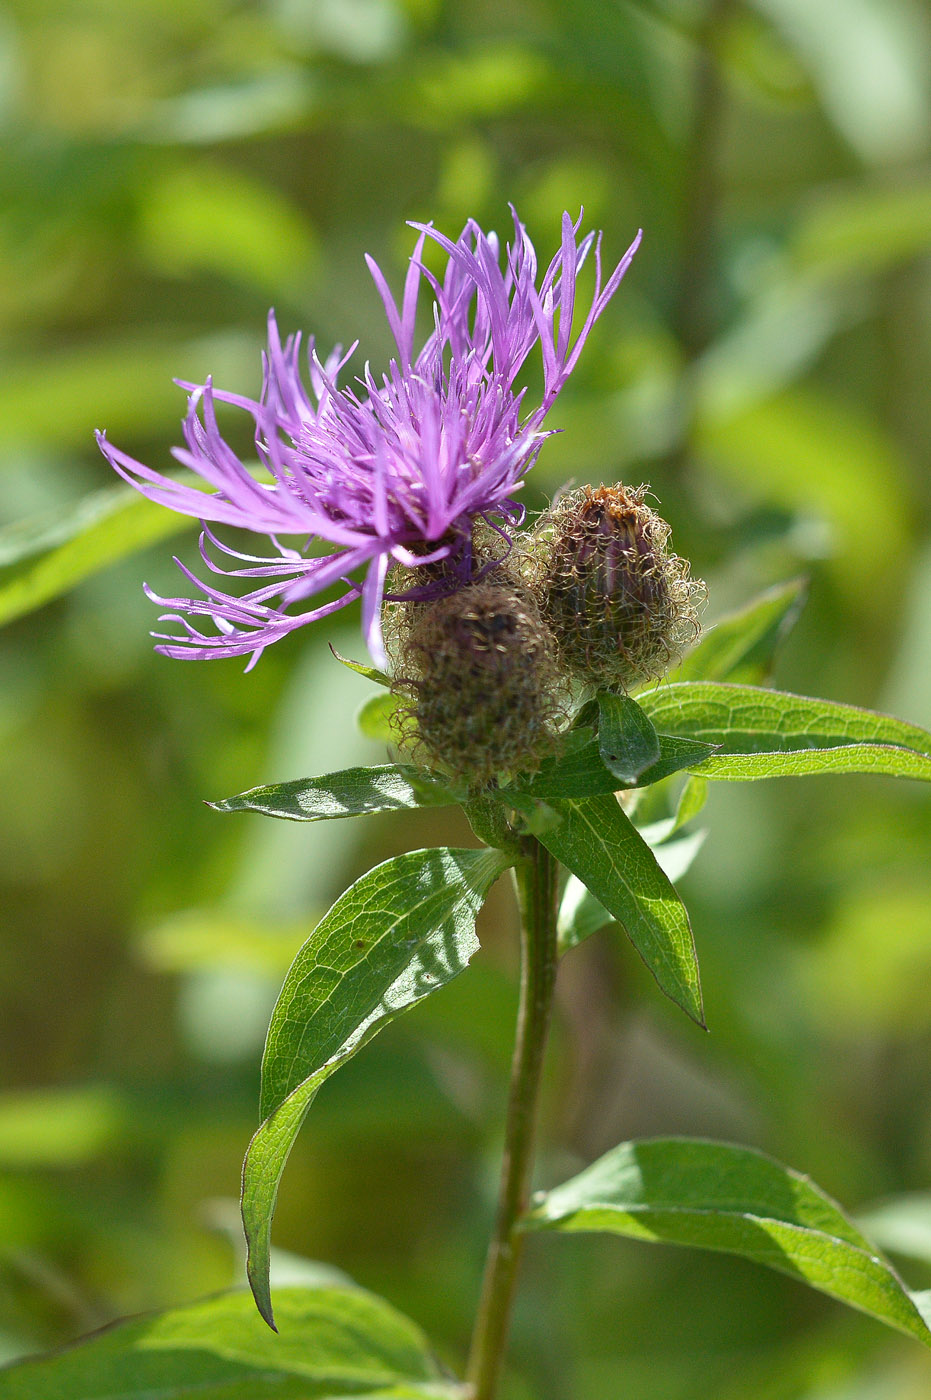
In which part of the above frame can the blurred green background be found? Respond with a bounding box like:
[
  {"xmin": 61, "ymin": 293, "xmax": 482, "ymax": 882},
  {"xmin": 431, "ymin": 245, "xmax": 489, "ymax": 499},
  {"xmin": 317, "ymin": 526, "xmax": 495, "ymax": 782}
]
[{"xmin": 2, "ymin": 0, "xmax": 931, "ymax": 1395}]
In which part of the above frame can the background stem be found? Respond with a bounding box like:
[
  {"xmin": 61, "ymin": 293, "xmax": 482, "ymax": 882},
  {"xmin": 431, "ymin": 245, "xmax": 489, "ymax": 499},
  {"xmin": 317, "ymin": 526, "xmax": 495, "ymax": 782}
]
[{"xmin": 466, "ymin": 837, "xmax": 560, "ymax": 1400}]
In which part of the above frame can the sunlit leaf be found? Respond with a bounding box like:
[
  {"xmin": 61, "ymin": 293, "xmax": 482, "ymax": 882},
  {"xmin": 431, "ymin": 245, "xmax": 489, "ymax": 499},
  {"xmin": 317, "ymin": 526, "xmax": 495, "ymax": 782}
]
[
  {"xmin": 0, "ymin": 484, "xmax": 194, "ymax": 628},
  {"xmin": 524, "ymin": 1137, "xmax": 931, "ymax": 1347},
  {"xmin": 597, "ymin": 691, "xmax": 660, "ymax": 783},
  {"xmin": 328, "ymin": 645, "xmax": 391, "ymax": 687},
  {"xmin": 638, "ymin": 681, "xmax": 931, "ymax": 781},
  {"xmin": 557, "ymin": 823, "xmax": 707, "ymax": 955},
  {"xmin": 210, "ymin": 764, "xmax": 459, "ymax": 822},
  {"xmin": 243, "ymin": 846, "xmax": 511, "ymax": 1326},
  {"xmin": 0, "ymin": 1285, "xmax": 462, "ymax": 1398},
  {"xmin": 511, "ymin": 794, "xmax": 703, "ymax": 1024}
]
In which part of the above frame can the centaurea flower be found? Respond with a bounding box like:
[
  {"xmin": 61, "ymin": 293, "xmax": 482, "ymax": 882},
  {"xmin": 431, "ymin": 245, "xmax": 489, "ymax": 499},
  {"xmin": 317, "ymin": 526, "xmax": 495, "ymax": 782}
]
[{"xmin": 97, "ymin": 210, "xmax": 641, "ymax": 669}]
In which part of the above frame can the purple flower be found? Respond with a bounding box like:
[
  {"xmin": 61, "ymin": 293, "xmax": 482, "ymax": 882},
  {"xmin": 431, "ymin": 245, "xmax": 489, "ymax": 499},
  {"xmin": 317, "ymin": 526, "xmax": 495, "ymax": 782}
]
[{"xmin": 97, "ymin": 209, "xmax": 641, "ymax": 669}]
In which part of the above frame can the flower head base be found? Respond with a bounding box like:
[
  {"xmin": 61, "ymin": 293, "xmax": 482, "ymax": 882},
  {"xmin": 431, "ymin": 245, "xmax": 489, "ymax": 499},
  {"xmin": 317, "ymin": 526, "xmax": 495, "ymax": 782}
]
[
  {"xmin": 392, "ymin": 581, "xmax": 561, "ymax": 784},
  {"xmin": 96, "ymin": 211, "xmax": 641, "ymax": 669},
  {"xmin": 529, "ymin": 483, "xmax": 706, "ymax": 691}
]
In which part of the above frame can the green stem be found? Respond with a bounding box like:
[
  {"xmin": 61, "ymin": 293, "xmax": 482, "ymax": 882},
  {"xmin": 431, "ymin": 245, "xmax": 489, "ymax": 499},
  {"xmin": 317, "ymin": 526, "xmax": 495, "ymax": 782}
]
[{"xmin": 466, "ymin": 837, "xmax": 560, "ymax": 1400}]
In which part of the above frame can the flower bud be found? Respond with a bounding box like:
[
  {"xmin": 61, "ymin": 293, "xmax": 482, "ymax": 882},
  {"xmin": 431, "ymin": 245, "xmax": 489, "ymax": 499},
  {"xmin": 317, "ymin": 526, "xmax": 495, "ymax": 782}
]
[
  {"xmin": 529, "ymin": 483, "xmax": 705, "ymax": 690},
  {"xmin": 392, "ymin": 581, "xmax": 560, "ymax": 784}
]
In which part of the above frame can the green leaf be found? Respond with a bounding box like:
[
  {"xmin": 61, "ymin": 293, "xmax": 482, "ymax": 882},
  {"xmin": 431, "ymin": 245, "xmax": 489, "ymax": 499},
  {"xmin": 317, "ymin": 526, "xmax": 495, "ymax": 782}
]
[
  {"xmin": 328, "ymin": 644, "xmax": 391, "ymax": 688},
  {"xmin": 0, "ymin": 483, "xmax": 194, "ymax": 629},
  {"xmin": 0, "ymin": 1285, "xmax": 462, "ymax": 1398},
  {"xmin": 556, "ymin": 826, "xmax": 707, "ymax": 956},
  {"xmin": 650, "ymin": 829, "xmax": 707, "ymax": 884},
  {"xmin": 557, "ymin": 876, "xmax": 613, "ymax": 954},
  {"xmin": 637, "ymin": 682, "xmax": 931, "ymax": 782},
  {"xmin": 243, "ymin": 846, "xmax": 511, "ymax": 1327},
  {"xmin": 523, "ymin": 1138, "xmax": 931, "ymax": 1350},
  {"xmin": 670, "ymin": 578, "xmax": 808, "ymax": 684},
  {"xmin": 672, "ymin": 775, "xmax": 709, "ymax": 831},
  {"xmin": 210, "ymin": 765, "xmax": 459, "ymax": 822},
  {"xmin": 695, "ymin": 388, "xmax": 910, "ymax": 619},
  {"xmin": 357, "ymin": 691, "xmax": 402, "ymax": 743},
  {"xmin": 514, "ymin": 731, "xmax": 717, "ymax": 803},
  {"xmin": 597, "ymin": 692, "xmax": 661, "ymax": 783},
  {"xmin": 512, "ymin": 794, "xmax": 703, "ymax": 1024}
]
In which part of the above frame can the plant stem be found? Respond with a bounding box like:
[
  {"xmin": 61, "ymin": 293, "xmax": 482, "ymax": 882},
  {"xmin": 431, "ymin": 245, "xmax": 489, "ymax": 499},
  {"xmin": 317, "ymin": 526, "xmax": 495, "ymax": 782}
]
[{"xmin": 466, "ymin": 836, "xmax": 560, "ymax": 1400}]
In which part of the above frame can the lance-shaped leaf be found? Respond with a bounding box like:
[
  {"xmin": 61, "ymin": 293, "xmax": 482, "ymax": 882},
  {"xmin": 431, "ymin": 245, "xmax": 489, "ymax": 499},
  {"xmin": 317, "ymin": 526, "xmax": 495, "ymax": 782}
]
[
  {"xmin": 558, "ymin": 824, "xmax": 707, "ymax": 955},
  {"xmin": 523, "ymin": 1138, "xmax": 931, "ymax": 1349},
  {"xmin": 514, "ymin": 731, "xmax": 717, "ymax": 803},
  {"xmin": 243, "ymin": 846, "xmax": 511, "ymax": 1327},
  {"xmin": 511, "ymin": 794, "xmax": 703, "ymax": 1024},
  {"xmin": 328, "ymin": 643, "xmax": 391, "ymax": 688},
  {"xmin": 210, "ymin": 764, "xmax": 460, "ymax": 822},
  {"xmin": 0, "ymin": 483, "xmax": 194, "ymax": 629},
  {"xmin": 670, "ymin": 578, "xmax": 808, "ymax": 684},
  {"xmin": 597, "ymin": 692, "xmax": 661, "ymax": 784},
  {"xmin": 638, "ymin": 682, "xmax": 931, "ymax": 782},
  {"xmin": 0, "ymin": 1284, "xmax": 463, "ymax": 1399}
]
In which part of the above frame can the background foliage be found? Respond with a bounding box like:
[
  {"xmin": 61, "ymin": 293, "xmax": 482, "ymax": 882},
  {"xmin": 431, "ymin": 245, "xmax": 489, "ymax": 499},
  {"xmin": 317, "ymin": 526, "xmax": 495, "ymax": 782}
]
[{"xmin": 2, "ymin": 1, "xmax": 931, "ymax": 1395}]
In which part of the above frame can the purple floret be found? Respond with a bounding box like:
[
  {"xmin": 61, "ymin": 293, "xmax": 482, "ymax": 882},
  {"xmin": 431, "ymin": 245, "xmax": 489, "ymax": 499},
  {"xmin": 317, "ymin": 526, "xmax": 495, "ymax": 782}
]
[{"xmin": 97, "ymin": 209, "xmax": 641, "ymax": 669}]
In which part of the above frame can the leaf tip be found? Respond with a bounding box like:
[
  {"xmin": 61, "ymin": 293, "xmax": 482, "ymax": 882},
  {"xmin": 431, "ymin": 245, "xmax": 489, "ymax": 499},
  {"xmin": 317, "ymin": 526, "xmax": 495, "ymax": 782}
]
[{"xmin": 246, "ymin": 1266, "xmax": 277, "ymax": 1332}]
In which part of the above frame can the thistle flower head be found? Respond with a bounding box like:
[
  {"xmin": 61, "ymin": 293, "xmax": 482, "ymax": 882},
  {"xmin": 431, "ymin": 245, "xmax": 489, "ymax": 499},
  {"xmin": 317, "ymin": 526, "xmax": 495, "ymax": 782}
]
[
  {"xmin": 97, "ymin": 211, "xmax": 641, "ymax": 669},
  {"xmin": 529, "ymin": 483, "xmax": 706, "ymax": 691},
  {"xmin": 392, "ymin": 580, "xmax": 561, "ymax": 784}
]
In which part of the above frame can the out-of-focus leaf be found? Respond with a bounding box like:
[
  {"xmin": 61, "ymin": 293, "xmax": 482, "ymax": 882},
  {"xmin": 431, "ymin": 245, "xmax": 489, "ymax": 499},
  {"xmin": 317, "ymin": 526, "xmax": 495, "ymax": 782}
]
[
  {"xmin": 697, "ymin": 392, "xmax": 907, "ymax": 616},
  {"xmin": 411, "ymin": 45, "xmax": 550, "ymax": 122},
  {"xmin": 597, "ymin": 692, "xmax": 661, "ymax": 783},
  {"xmin": 0, "ymin": 484, "xmax": 194, "ymax": 628},
  {"xmin": 0, "ymin": 1285, "xmax": 462, "ymax": 1398},
  {"xmin": 799, "ymin": 879, "xmax": 931, "ymax": 1032},
  {"xmin": 138, "ymin": 909, "xmax": 311, "ymax": 977},
  {"xmin": 638, "ymin": 682, "xmax": 931, "ymax": 781},
  {"xmin": 696, "ymin": 387, "xmax": 911, "ymax": 613},
  {"xmin": 524, "ymin": 1137, "xmax": 931, "ymax": 1347},
  {"xmin": 670, "ymin": 579, "xmax": 808, "ymax": 683},
  {"xmin": 0, "ymin": 1087, "xmax": 125, "ymax": 1168},
  {"xmin": 142, "ymin": 71, "xmax": 316, "ymax": 145},
  {"xmin": 649, "ymin": 828, "xmax": 707, "ymax": 883},
  {"xmin": 243, "ymin": 846, "xmax": 510, "ymax": 1326},
  {"xmin": 557, "ymin": 875, "xmax": 613, "ymax": 954},
  {"xmin": 138, "ymin": 161, "xmax": 320, "ymax": 299},
  {"xmin": 356, "ymin": 690, "xmax": 401, "ymax": 742},
  {"xmin": 795, "ymin": 180, "xmax": 931, "ymax": 280},
  {"xmin": 511, "ymin": 793, "xmax": 703, "ymax": 1024},
  {"xmin": 672, "ymin": 775, "xmax": 709, "ymax": 831},
  {"xmin": 750, "ymin": 0, "xmax": 931, "ymax": 163},
  {"xmin": 859, "ymin": 1195, "xmax": 931, "ymax": 1266},
  {"xmin": 210, "ymin": 764, "xmax": 458, "ymax": 822},
  {"xmin": 0, "ymin": 334, "xmax": 255, "ymax": 450}
]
